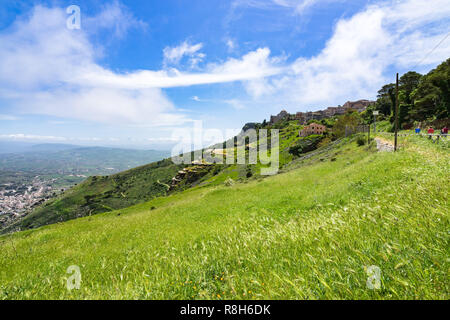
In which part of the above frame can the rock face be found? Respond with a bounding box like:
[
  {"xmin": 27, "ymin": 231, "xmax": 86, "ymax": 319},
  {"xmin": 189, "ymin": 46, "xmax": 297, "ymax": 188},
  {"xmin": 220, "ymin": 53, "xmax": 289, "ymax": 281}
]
[
  {"xmin": 242, "ymin": 122, "xmax": 258, "ymax": 132},
  {"xmin": 270, "ymin": 110, "xmax": 290, "ymax": 124},
  {"xmin": 169, "ymin": 164, "xmax": 213, "ymax": 191}
]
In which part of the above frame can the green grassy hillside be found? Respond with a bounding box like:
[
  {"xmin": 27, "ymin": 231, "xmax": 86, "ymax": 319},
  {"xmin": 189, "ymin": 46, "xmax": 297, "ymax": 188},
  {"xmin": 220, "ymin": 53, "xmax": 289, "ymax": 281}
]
[
  {"xmin": 2, "ymin": 158, "xmax": 183, "ymax": 233},
  {"xmin": 0, "ymin": 134, "xmax": 448, "ymax": 299},
  {"xmin": 2, "ymin": 121, "xmax": 308, "ymax": 233}
]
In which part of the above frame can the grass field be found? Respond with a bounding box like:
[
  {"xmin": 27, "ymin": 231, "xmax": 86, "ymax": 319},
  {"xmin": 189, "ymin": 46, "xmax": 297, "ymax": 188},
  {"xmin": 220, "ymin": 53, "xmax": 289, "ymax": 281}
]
[{"xmin": 0, "ymin": 134, "xmax": 448, "ymax": 299}]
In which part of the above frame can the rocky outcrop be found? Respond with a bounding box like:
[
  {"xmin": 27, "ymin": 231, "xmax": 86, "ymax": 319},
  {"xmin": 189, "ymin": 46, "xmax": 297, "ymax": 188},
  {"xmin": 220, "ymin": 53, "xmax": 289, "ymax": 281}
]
[{"xmin": 169, "ymin": 164, "xmax": 213, "ymax": 191}]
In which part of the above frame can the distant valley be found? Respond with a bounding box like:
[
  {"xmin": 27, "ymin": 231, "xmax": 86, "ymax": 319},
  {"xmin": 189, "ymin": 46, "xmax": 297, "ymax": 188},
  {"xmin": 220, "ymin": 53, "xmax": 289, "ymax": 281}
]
[{"xmin": 0, "ymin": 144, "xmax": 170, "ymax": 230}]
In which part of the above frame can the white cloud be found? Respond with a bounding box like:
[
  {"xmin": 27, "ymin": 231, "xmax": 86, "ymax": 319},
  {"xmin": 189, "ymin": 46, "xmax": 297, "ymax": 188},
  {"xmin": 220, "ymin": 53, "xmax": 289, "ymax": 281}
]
[
  {"xmin": 242, "ymin": 0, "xmax": 450, "ymax": 107},
  {"xmin": 0, "ymin": 5, "xmax": 186, "ymax": 125},
  {"xmin": 15, "ymin": 87, "xmax": 183, "ymax": 126},
  {"xmin": 0, "ymin": 6, "xmax": 282, "ymax": 125},
  {"xmin": 0, "ymin": 134, "xmax": 68, "ymax": 141},
  {"xmin": 75, "ymin": 47, "xmax": 282, "ymax": 89},
  {"xmin": 0, "ymin": 0, "xmax": 448, "ymax": 127},
  {"xmin": 163, "ymin": 41, "xmax": 205, "ymax": 66}
]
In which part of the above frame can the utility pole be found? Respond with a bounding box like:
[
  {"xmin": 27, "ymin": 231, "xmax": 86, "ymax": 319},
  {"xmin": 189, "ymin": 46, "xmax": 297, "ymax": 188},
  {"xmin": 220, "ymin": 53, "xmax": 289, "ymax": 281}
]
[{"xmin": 394, "ymin": 73, "xmax": 399, "ymax": 152}]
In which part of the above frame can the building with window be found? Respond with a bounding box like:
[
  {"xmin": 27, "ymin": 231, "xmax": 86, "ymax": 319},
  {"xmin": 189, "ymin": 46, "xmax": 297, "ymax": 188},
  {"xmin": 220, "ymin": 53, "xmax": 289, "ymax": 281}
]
[{"xmin": 299, "ymin": 123, "xmax": 327, "ymax": 137}]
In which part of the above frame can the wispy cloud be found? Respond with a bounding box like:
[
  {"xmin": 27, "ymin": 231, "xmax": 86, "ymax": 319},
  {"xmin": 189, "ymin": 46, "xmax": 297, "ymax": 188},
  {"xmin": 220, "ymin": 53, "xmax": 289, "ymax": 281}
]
[
  {"xmin": 231, "ymin": 0, "xmax": 334, "ymax": 15},
  {"xmin": 272, "ymin": 0, "xmax": 324, "ymax": 15},
  {"xmin": 189, "ymin": 96, "xmax": 249, "ymax": 110},
  {"xmin": 0, "ymin": 134, "xmax": 68, "ymax": 141},
  {"xmin": 225, "ymin": 99, "xmax": 246, "ymax": 110},
  {"xmin": 0, "ymin": 114, "xmax": 19, "ymax": 121},
  {"xmin": 84, "ymin": 0, "xmax": 148, "ymax": 38},
  {"xmin": 163, "ymin": 41, "xmax": 205, "ymax": 67},
  {"xmin": 72, "ymin": 48, "xmax": 283, "ymax": 88},
  {"xmin": 0, "ymin": 133, "xmax": 109, "ymax": 142},
  {"xmin": 225, "ymin": 38, "xmax": 236, "ymax": 51}
]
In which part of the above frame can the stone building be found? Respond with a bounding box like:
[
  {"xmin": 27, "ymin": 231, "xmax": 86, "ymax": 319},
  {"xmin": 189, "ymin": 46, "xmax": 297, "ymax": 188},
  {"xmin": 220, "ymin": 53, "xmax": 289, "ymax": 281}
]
[
  {"xmin": 299, "ymin": 123, "xmax": 327, "ymax": 137},
  {"xmin": 295, "ymin": 111, "xmax": 326, "ymax": 124},
  {"xmin": 342, "ymin": 100, "xmax": 372, "ymax": 112}
]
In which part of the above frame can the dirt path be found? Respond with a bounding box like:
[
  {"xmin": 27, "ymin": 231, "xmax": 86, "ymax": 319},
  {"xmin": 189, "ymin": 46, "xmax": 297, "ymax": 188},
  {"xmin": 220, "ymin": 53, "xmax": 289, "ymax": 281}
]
[{"xmin": 375, "ymin": 138, "xmax": 395, "ymax": 152}]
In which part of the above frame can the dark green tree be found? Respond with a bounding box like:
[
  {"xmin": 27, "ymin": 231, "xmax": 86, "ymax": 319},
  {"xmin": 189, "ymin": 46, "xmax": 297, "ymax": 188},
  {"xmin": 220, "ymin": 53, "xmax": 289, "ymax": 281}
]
[
  {"xmin": 361, "ymin": 104, "xmax": 376, "ymax": 124},
  {"xmin": 332, "ymin": 110, "xmax": 362, "ymax": 138},
  {"xmin": 376, "ymin": 83, "xmax": 395, "ymax": 116},
  {"xmin": 395, "ymin": 71, "xmax": 422, "ymax": 126},
  {"xmin": 399, "ymin": 71, "xmax": 422, "ymax": 105},
  {"xmin": 410, "ymin": 59, "xmax": 449, "ymax": 121}
]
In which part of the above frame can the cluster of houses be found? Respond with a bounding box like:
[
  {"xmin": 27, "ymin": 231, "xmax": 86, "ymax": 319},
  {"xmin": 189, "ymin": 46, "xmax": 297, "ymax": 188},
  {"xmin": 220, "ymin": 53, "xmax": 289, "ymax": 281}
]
[
  {"xmin": 270, "ymin": 100, "xmax": 373, "ymax": 125},
  {"xmin": 269, "ymin": 99, "xmax": 374, "ymax": 137}
]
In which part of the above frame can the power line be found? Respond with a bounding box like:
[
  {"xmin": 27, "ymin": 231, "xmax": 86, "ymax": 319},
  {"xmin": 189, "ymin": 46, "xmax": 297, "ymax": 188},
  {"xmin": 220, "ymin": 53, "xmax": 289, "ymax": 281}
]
[{"xmin": 412, "ymin": 31, "xmax": 450, "ymax": 70}]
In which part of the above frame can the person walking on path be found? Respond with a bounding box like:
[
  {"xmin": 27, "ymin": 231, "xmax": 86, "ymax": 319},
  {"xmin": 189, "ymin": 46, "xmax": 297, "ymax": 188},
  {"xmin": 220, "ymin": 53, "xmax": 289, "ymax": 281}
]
[
  {"xmin": 427, "ymin": 127, "xmax": 435, "ymax": 140},
  {"xmin": 441, "ymin": 126, "xmax": 448, "ymax": 138},
  {"xmin": 415, "ymin": 127, "xmax": 421, "ymax": 134}
]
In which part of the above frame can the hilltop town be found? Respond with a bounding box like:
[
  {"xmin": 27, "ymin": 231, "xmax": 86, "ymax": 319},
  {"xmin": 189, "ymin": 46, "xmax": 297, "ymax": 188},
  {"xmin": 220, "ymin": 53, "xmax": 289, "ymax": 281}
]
[{"xmin": 270, "ymin": 100, "xmax": 373, "ymax": 124}]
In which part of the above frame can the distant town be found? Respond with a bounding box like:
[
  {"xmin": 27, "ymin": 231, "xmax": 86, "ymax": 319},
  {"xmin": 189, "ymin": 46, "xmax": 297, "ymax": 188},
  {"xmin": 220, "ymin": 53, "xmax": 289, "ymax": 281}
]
[
  {"xmin": 0, "ymin": 177, "xmax": 63, "ymax": 229},
  {"xmin": 269, "ymin": 100, "xmax": 373, "ymax": 124}
]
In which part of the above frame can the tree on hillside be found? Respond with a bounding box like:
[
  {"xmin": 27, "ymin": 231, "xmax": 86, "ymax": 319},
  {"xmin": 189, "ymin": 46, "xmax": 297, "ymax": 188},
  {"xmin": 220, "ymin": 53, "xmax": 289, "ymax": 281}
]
[
  {"xmin": 398, "ymin": 71, "xmax": 422, "ymax": 127},
  {"xmin": 319, "ymin": 117, "xmax": 336, "ymax": 128},
  {"xmin": 400, "ymin": 71, "xmax": 422, "ymax": 105},
  {"xmin": 376, "ymin": 83, "xmax": 396, "ymax": 116},
  {"xmin": 361, "ymin": 104, "xmax": 376, "ymax": 124},
  {"xmin": 411, "ymin": 58, "xmax": 450, "ymax": 121},
  {"xmin": 332, "ymin": 110, "xmax": 362, "ymax": 138}
]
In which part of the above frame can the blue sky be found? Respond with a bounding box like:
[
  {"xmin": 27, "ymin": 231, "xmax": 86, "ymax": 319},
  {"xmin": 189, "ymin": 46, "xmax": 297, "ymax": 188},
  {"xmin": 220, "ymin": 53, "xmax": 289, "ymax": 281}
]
[{"xmin": 0, "ymin": 0, "xmax": 449, "ymax": 149}]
